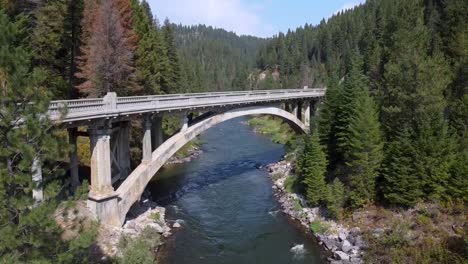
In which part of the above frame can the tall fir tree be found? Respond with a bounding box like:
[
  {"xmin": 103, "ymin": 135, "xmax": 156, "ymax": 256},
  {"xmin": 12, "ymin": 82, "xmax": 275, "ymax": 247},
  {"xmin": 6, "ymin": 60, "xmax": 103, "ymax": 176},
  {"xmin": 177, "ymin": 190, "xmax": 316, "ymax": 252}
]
[
  {"xmin": 161, "ymin": 18, "xmax": 181, "ymax": 93},
  {"xmin": 345, "ymin": 87, "xmax": 384, "ymax": 208},
  {"xmin": 381, "ymin": 129, "xmax": 423, "ymax": 207},
  {"xmin": 301, "ymin": 132, "xmax": 328, "ymax": 207},
  {"xmin": 130, "ymin": 0, "xmax": 165, "ymax": 94},
  {"xmin": 32, "ymin": 0, "xmax": 83, "ymax": 99}
]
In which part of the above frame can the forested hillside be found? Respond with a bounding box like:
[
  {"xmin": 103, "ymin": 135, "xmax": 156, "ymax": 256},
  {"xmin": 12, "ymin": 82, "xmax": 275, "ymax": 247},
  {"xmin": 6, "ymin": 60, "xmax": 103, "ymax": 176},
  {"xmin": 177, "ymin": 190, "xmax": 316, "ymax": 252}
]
[
  {"xmin": 258, "ymin": 0, "xmax": 466, "ymax": 206},
  {"xmin": 258, "ymin": 0, "xmax": 466, "ymax": 261},
  {"xmin": 174, "ymin": 24, "xmax": 266, "ymax": 92}
]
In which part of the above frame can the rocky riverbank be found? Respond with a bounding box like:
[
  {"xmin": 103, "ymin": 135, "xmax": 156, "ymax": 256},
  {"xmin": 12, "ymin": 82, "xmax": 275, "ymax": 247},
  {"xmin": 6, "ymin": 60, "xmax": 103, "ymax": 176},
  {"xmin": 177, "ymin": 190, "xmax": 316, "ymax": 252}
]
[
  {"xmin": 266, "ymin": 159, "xmax": 365, "ymax": 264},
  {"xmin": 94, "ymin": 195, "xmax": 181, "ymax": 261}
]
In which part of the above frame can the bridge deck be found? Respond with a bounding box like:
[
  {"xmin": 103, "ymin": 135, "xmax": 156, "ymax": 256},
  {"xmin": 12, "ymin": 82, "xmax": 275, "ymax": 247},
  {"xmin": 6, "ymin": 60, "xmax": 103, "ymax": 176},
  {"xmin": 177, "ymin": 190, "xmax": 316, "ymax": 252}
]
[{"xmin": 48, "ymin": 89, "xmax": 325, "ymax": 125}]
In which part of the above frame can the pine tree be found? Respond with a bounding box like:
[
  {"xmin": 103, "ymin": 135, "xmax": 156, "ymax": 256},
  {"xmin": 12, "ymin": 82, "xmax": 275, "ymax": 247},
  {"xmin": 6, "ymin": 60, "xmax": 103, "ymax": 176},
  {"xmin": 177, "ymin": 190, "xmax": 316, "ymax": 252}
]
[
  {"xmin": 0, "ymin": 11, "xmax": 96, "ymax": 262},
  {"xmin": 301, "ymin": 133, "xmax": 328, "ymax": 207},
  {"xmin": 381, "ymin": 129, "xmax": 423, "ymax": 207},
  {"xmin": 130, "ymin": 0, "xmax": 165, "ymax": 94},
  {"xmin": 326, "ymin": 178, "xmax": 346, "ymax": 220},
  {"xmin": 161, "ymin": 19, "xmax": 181, "ymax": 93},
  {"xmin": 335, "ymin": 55, "xmax": 367, "ymax": 160},
  {"xmin": 317, "ymin": 77, "xmax": 343, "ymax": 169},
  {"xmin": 76, "ymin": 0, "xmax": 139, "ymax": 97},
  {"xmin": 346, "ymin": 88, "xmax": 384, "ymax": 208},
  {"xmin": 32, "ymin": 0, "xmax": 83, "ymax": 99}
]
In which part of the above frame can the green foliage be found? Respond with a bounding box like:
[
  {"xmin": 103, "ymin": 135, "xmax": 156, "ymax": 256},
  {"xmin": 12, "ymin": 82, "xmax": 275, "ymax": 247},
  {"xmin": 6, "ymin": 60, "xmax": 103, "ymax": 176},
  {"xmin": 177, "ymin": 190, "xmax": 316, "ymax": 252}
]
[
  {"xmin": 32, "ymin": 0, "xmax": 83, "ymax": 99},
  {"xmin": 284, "ymin": 175, "xmax": 299, "ymax": 194},
  {"xmin": 300, "ymin": 133, "xmax": 328, "ymax": 207},
  {"xmin": 325, "ymin": 178, "xmax": 346, "ymax": 220},
  {"xmin": 309, "ymin": 220, "xmax": 329, "ymax": 234},
  {"xmin": 346, "ymin": 84, "xmax": 383, "ymax": 208},
  {"xmin": 292, "ymin": 198, "xmax": 302, "ymax": 211},
  {"xmin": 118, "ymin": 227, "xmax": 160, "ymax": 264},
  {"xmin": 130, "ymin": 0, "xmax": 164, "ymax": 95},
  {"xmin": 260, "ymin": 0, "xmax": 465, "ymax": 210},
  {"xmin": 247, "ymin": 116, "xmax": 296, "ymax": 145},
  {"xmin": 174, "ymin": 24, "xmax": 265, "ymax": 92},
  {"xmin": 149, "ymin": 212, "xmax": 161, "ymax": 224},
  {"xmin": 381, "ymin": 129, "xmax": 423, "ymax": 207},
  {"xmin": 0, "ymin": 11, "xmax": 94, "ymax": 263}
]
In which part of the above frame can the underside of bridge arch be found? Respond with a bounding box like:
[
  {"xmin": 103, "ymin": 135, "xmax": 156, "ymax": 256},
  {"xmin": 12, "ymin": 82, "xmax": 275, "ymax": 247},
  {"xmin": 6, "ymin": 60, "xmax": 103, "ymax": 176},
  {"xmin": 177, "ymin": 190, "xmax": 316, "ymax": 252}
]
[{"xmin": 114, "ymin": 106, "xmax": 308, "ymax": 225}]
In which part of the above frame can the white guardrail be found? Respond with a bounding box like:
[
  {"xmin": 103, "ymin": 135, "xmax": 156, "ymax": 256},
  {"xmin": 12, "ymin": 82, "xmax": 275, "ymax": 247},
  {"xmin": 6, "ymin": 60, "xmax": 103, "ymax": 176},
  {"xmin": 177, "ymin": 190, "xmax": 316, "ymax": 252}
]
[{"xmin": 48, "ymin": 88, "xmax": 326, "ymax": 123}]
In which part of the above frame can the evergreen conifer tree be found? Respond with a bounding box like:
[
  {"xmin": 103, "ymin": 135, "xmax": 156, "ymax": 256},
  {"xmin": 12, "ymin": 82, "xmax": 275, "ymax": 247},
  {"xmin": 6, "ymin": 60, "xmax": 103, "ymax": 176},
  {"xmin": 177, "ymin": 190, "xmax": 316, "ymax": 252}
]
[
  {"xmin": 161, "ymin": 19, "xmax": 181, "ymax": 93},
  {"xmin": 301, "ymin": 133, "xmax": 328, "ymax": 207},
  {"xmin": 0, "ymin": 11, "xmax": 95, "ymax": 262},
  {"xmin": 346, "ymin": 87, "xmax": 384, "ymax": 208}
]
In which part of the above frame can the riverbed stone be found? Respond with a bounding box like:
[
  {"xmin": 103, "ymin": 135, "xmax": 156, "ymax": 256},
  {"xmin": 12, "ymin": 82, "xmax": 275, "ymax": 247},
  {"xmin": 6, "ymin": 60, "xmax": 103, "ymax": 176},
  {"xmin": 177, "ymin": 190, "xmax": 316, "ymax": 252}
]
[
  {"xmin": 334, "ymin": 250, "xmax": 350, "ymax": 261},
  {"xmin": 341, "ymin": 240, "xmax": 352, "ymax": 253},
  {"xmin": 173, "ymin": 222, "xmax": 181, "ymax": 228},
  {"xmin": 338, "ymin": 231, "xmax": 347, "ymax": 241}
]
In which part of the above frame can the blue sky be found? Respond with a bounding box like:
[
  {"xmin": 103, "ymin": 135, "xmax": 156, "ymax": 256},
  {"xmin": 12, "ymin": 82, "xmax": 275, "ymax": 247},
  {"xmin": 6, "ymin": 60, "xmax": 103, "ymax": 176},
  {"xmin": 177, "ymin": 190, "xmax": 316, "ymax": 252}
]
[{"xmin": 147, "ymin": 0, "xmax": 365, "ymax": 37}]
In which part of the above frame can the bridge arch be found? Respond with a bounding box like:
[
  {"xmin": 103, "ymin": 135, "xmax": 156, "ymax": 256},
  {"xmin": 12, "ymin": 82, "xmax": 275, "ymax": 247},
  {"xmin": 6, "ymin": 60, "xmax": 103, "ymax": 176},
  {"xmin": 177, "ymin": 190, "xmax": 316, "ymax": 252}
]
[{"xmin": 114, "ymin": 106, "xmax": 308, "ymax": 224}]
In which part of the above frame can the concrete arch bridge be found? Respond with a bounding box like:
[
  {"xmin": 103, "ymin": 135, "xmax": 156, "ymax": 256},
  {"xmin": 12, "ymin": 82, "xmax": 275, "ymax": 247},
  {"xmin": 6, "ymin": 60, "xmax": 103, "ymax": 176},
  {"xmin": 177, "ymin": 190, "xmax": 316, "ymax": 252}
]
[{"xmin": 40, "ymin": 88, "xmax": 325, "ymax": 226}]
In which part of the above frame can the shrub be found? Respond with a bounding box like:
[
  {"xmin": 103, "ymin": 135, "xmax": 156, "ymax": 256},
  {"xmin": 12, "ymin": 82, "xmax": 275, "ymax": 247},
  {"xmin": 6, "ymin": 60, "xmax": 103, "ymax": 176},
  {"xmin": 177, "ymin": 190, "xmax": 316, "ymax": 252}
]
[
  {"xmin": 118, "ymin": 227, "xmax": 160, "ymax": 264},
  {"xmin": 325, "ymin": 178, "xmax": 346, "ymax": 220},
  {"xmin": 310, "ymin": 220, "xmax": 329, "ymax": 234},
  {"xmin": 292, "ymin": 198, "xmax": 302, "ymax": 211},
  {"xmin": 149, "ymin": 212, "xmax": 161, "ymax": 224},
  {"xmin": 284, "ymin": 175, "xmax": 299, "ymax": 193}
]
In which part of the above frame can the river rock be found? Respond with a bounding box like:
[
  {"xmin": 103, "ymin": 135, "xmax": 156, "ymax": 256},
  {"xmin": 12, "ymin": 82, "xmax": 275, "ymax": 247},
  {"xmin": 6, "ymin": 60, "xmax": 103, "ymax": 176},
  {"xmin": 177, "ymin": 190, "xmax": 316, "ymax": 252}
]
[
  {"xmin": 148, "ymin": 222, "xmax": 164, "ymax": 233},
  {"xmin": 354, "ymin": 236, "xmax": 365, "ymax": 248},
  {"xmin": 349, "ymin": 227, "xmax": 361, "ymax": 236},
  {"xmin": 372, "ymin": 228, "xmax": 385, "ymax": 238},
  {"xmin": 341, "ymin": 240, "xmax": 352, "ymax": 253},
  {"xmin": 334, "ymin": 250, "xmax": 350, "ymax": 261},
  {"xmin": 338, "ymin": 231, "xmax": 348, "ymax": 242},
  {"xmin": 173, "ymin": 222, "xmax": 181, "ymax": 228},
  {"xmin": 322, "ymin": 237, "xmax": 338, "ymax": 251}
]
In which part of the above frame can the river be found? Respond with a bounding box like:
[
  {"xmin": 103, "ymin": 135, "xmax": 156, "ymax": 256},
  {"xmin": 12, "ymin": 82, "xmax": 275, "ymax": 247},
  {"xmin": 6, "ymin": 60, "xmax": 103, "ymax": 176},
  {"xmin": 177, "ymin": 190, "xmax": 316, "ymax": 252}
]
[{"xmin": 147, "ymin": 117, "xmax": 324, "ymax": 264}]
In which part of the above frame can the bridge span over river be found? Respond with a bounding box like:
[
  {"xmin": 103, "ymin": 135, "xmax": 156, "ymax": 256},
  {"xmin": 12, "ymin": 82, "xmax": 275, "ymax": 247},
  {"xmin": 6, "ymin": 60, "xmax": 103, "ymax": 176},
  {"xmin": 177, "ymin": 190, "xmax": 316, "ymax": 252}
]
[{"xmin": 38, "ymin": 88, "xmax": 325, "ymax": 226}]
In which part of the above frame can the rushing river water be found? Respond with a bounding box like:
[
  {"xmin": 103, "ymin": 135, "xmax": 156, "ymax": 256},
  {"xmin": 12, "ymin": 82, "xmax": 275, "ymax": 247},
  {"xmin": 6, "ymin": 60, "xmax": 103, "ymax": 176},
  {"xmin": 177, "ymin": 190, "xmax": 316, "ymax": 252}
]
[{"xmin": 147, "ymin": 117, "xmax": 324, "ymax": 264}]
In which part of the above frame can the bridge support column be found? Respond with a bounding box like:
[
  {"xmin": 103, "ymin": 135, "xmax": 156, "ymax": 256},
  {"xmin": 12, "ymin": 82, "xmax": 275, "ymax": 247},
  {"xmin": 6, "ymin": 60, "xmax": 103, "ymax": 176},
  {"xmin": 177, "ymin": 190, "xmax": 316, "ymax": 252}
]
[
  {"xmin": 116, "ymin": 122, "xmax": 131, "ymax": 179},
  {"xmin": 309, "ymin": 99, "xmax": 320, "ymax": 131},
  {"xmin": 151, "ymin": 116, "xmax": 164, "ymax": 150},
  {"xmin": 87, "ymin": 127, "xmax": 120, "ymax": 226},
  {"xmin": 284, "ymin": 103, "xmax": 291, "ymax": 112},
  {"xmin": 142, "ymin": 116, "xmax": 152, "ymax": 163},
  {"xmin": 302, "ymin": 101, "xmax": 311, "ymax": 130},
  {"xmin": 292, "ymin": 103, "xmax": 298, "ymax": 118},
  {"xmin": 68, "ymin": 128, "xmax": 80, "ymax": 191},
  {"xmin": 32, "ymin": 156, "xmax": 43, "ymax": 204},
  {"xmin": 181, "ymin": 113, "xmax": 189, "ymax": 132}
]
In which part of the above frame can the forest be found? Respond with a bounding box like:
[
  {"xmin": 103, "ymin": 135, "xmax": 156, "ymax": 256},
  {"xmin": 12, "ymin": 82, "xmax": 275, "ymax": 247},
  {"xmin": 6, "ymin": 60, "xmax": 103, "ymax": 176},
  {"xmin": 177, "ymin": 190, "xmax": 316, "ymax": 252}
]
[
  {"xmin": 256, "ymin": 0, "xmax": 466, "ymax": 208},
  {"xmin": 257, "ymin": 0, "xmax": 466, "ymax": 261}
]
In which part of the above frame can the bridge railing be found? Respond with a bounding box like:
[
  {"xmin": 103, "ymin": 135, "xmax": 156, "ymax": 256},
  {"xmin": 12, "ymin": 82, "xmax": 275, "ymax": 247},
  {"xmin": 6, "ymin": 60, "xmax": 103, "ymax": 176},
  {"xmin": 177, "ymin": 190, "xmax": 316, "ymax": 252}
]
[
  {"xmin": 47, "ymin": 88, "xmax": 326, "ymax": 122},
  {"xmin": 48, "ymin": 98, "xmax": 106, "ymax": 119}
]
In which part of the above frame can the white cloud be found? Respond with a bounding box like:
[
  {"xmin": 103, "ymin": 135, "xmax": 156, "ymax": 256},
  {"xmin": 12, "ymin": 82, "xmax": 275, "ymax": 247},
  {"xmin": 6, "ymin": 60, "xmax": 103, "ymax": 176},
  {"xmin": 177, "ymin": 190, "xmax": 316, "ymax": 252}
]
[
  {"xmin": 333, "ymin": 1, "xmax": 365, "ymax": 16},
  {"xmin": 147, "ymin": 0, "xmax": 274, "ymax": 37}
]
